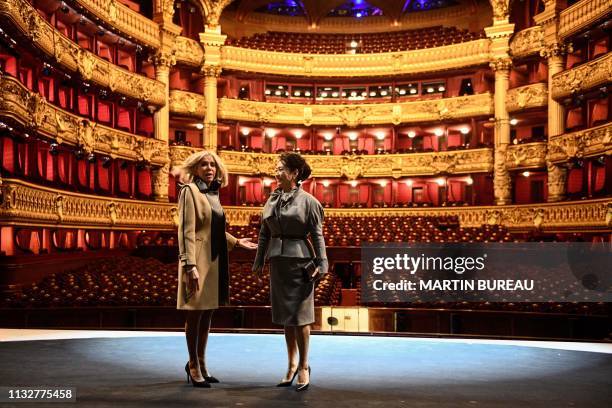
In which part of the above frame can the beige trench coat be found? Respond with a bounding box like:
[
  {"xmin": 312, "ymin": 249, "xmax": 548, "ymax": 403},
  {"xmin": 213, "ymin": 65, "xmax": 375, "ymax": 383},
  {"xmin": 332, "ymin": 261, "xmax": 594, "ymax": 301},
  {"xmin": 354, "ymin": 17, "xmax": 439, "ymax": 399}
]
[{"xmin": 177, "ymin": 182, "xmax": 237, "ymax": 310}]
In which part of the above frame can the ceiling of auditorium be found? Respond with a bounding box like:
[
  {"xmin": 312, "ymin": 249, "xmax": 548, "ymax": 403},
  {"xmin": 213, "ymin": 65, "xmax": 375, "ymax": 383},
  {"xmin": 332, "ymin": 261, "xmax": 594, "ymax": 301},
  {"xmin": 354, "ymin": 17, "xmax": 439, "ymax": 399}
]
[{"xmin": 225, "ymin": 0, "xmax": 465, "ymax": 25}]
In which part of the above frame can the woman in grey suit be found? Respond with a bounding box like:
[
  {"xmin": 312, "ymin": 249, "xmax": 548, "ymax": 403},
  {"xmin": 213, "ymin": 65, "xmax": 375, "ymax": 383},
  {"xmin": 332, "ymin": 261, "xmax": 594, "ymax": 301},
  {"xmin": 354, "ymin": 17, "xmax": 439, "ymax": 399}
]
[{"xmin": 252, "ymin": 152, "xmax": 328, "ymax": 392}]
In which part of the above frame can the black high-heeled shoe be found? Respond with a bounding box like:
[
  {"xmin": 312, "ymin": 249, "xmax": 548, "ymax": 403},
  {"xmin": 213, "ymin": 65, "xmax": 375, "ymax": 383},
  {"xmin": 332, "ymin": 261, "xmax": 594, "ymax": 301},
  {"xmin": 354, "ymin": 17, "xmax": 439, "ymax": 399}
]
[
  {"xmin": 276, "ymin": 369, "xmax": 298, "ymax": 387},
  {"xmin": 198, "ymin": 360, "xmax": 220, "ymax": 383},
  {"xmin": 295, "ymin": 366, "xmax": 310, "ymax": 392},
  {"xmin": 185, "ymin": 363, "xmax": 211, "ymax": 388}
]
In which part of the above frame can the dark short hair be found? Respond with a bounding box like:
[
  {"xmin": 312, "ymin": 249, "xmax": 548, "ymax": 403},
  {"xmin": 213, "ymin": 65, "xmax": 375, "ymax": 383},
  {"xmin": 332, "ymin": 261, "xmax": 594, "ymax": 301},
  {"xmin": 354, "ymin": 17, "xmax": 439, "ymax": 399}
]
[{"xmin": 279, "ymin": 152, "xmax": 312, "ymax": 183}]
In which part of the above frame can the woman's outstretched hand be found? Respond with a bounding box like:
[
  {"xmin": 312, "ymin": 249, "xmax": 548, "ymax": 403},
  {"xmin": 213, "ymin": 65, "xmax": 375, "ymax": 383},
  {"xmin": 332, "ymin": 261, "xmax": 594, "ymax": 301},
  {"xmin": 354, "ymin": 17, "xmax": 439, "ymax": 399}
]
[{"xmin": 237, "ymin": 238, "xmax": 258, "ymax": 250}]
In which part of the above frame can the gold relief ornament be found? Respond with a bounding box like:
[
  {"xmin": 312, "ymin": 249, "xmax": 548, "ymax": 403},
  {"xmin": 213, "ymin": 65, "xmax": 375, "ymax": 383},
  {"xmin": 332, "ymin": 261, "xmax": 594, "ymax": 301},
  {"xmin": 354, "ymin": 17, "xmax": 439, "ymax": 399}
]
[
  {"xmin": 303, "ymin": 107, "xmax": 313, "ymax": 127},
  {"xmin": 507, "ymin": 84, "xmax": 548, "ymax": 111},
  {"xmin": 19, "ymin": 5, "xmax": 43, "ymax": 42},
  {"xmin": 494, "ymin": 145, "xmax": 512, "ymax": 203},
  {"xmin": 392, "ymin": 105, "xmax": 402, "ymax": 125},
  {"xmin": 340, "ymin": 156, "xmax": 364, "ymax": 180},
  {"xmin": 429, "ymin": 154, "xmax": 458, "ymax": 174},
  {"xmin": 152, "ymin": 163, "xmax": 170, "ymax": 194},
  {"xmin": 76, "ymin": 48, "xmax": 96, "ymax": 81},
  {"xmin": 510, "ymin": 26, "xmax": 544, "ymax": 57},
  {"xmin": 201, "ymin": 64, "xmax": 222, "ymax": 78},
  {"xmin": 244, "ymin": 103, "xmax": 278, "ymax": 124},
  {"xmin": 162, "ymin": 0, "xmax": 176, "ymax": 19},
  {"xmin": 546, "ymin": 161, "xmax": 568, "ymax": 199},
  {"xmin": 170, "ymin": 207, "xmax": 179, "ymax": 227},
  {"xmin": 76, "ymin": 120, "xmax": 98, "ymax": 153},
  {"xmin": 333, "ymin": 106, "xmax": 370, "ymax": 128},
  {"xmin": 108, "ymin": 202, "xmax": 117, "ymax": 226},
  {"xmin": 55, "ymin": 195, "xmax": 64, "ymax": 223},
  {"xmin": 108, "ymin": 0, "xmax": 118, "ymax": 23},
  {"xmin": 533, "ymin": 208, "xmax": 545, "ymax": 231},
  {"xmin": 489, "ymin": 58, "xmax": 512, "ymax": 72},
  {"xmin": 548, "ymin": 134, "xmax": 585, "ymax": 160},
  {"xmin": 246, "ymin": 154, "xmax": 275, "ymax": 175},
  {"xmin": 606, "ymin": 203, "xmax": 612, "ymax": 228},
  {"xmin": 489, "ymin": 0, "xmax": 511, "ymax": 20},
  {"xmin": 52, "ymin": 37, "xmax": 69, "ymax": 64},
  {"xmin": 486, "ymin": 209, "xmax": 502, "ymax": 226},
  {"xmin": 28, "ymin": 93, "xmax": 49, "ymax": 129},
  {"xmin": 303, "ymin": 56, "xmax": 314, "ymax": 74}
]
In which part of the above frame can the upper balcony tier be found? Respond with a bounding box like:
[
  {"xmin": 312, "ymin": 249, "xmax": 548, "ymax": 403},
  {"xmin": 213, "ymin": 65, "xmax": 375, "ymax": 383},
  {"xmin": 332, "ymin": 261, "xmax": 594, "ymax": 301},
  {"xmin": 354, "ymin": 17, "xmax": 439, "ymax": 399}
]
[
  {"xmin": 0, "ymin": 0, "xmax": 165, "ymax": 106},
  {"xmin": 226, "ymin": 26, "xmax": 486, "ymax": 54}
]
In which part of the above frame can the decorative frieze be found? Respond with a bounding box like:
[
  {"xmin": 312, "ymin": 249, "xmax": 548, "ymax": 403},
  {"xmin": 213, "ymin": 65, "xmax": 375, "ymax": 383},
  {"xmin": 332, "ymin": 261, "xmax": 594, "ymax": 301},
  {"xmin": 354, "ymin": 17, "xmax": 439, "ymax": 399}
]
[
  {"xmin": 547, "ymin": 123, "xmax": 612, "ymax": 163},
  {"xmin": 0, "ymin": 0, "xmax": 165, "ymax": 106},
  {"xmin": 1, "ymin": 179, "xmax": 610, "ymax": 232},
  {"xmin": 558, "ymin": 0, "xmax": 612, "ymax": 39},
  {"xmin": 221, "ymin": 39, "xmax": 490, "ymax": 77},
  {"xmin": 505, "ymin": 142, "xmax": 548, "ymax": 170},
  {"xmin": 0, "ymin": 75, "xmax": 169, "ymax": 166},
  {"xmin": 551, "ymin": 53, "xmax": 611, "ymax": 100},
  {"xmin": 70, "ymin": 0, "xmax": 160, "ymax": 47},
  {"xmin": 218, "ymin": 94, "xmax": 494, "ymax": 126},
  {"xmin": 506, "ymin": 83, "xmax": 548, "ymax": 112},
  {"xmin": 174, "ymin": 36, "xmax": 204, "ymax": 67},
  {"xmin": 169, "ymin": 90, "xmax": 206, "ymax": 119},
  {"xmin": 205, "ymin": 149, "xmax": 495, "ymax": 179},
  {"xmin": 509, "ymin": 26, "xmax": 544, "ymax": 58}
]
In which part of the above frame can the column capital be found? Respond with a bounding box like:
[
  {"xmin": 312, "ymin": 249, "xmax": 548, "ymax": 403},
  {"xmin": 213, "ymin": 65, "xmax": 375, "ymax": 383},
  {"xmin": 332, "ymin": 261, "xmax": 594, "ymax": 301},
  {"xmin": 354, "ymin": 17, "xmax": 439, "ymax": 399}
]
[
  {"xmin": 151, "ymin": 50, "xmax": 176, "ymax": 69},
  {"xmin": 489, "ymin": 58, "xmax": 512, "ymax": 72},
  {"xmin": 539, "ymin": 42, "xmax": 571, "ymax": 59},
  {"xmin": 488, "ymin": 0, "xmax": 512, "ymax": 23},
  {"xmin": 201, "ymin": 64, "xmax": 222, "ymax": 78}
]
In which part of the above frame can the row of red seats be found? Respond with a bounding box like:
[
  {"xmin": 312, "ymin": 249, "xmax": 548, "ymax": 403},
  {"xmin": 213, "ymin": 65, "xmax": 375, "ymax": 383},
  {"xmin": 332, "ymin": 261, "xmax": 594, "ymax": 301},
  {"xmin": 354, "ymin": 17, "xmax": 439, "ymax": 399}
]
[{"xmin": 227, "ymin": 26, "xmax": 485, "ymax": 54}]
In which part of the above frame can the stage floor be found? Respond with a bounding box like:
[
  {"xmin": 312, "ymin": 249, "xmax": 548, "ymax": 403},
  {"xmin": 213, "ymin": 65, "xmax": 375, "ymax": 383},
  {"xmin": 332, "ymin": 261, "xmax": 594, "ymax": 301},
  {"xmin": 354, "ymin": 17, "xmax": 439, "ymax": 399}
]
[{"xmin": 1, "ymin": 330, "xmax": 611, "ymax": 407}]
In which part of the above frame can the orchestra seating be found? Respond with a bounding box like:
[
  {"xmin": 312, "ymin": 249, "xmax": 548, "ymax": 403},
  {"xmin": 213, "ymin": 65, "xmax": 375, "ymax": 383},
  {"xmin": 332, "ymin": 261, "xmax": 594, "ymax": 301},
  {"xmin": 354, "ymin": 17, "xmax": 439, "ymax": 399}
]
[{"xmin": 227, "ymin": 26, "xmax": 486, "ymax": 54}]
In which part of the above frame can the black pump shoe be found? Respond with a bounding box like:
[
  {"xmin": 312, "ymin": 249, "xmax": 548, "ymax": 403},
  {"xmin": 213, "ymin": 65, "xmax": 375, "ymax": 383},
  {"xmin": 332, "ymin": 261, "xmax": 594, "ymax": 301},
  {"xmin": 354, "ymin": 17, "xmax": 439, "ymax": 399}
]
[
  {"xmin": 185, "ymin": 363, "xmax": 211, "ymax": 388},
  {"xmin": 295, "ymin": 366, "xmax": 310, "ymax": 392},
  {"xmin": 197, "ymin": 360, "xmax": 220, "ymax": 383},
  {"xmin": 277, "ymin": 370, "xmax": 298, "ymax": 387}
]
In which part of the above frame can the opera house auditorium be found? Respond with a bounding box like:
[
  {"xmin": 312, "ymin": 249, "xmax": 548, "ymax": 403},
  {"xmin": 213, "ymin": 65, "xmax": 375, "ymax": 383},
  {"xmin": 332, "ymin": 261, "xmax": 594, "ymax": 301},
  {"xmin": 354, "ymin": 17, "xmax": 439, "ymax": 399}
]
[{"xmin": 0, "ymin": 0, "xmax": 610, "ymax": 406}]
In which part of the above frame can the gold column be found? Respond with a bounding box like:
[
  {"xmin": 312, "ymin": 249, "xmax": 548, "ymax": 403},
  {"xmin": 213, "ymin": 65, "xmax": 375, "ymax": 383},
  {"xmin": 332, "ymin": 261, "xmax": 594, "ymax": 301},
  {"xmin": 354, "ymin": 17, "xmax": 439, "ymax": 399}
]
[
  {"xmin": 485, "ymin": 11, "xmax": 515, "ymax": 206},
  {"xmin": 151, "ymin": 19, "xmax": 180, "ymax": 202},
  {"xmin": 491, "ymin": 59, "xmax": 513, "ymax": 205},
  {"xmin": 199, "ymin": 27, "xmax": 226, "ymax": 152},
  {"xmin": 201, "ymin": 65, "xmax": 222, "ymax": 151},
  {"xmin": 534, "ymin": 0, "xmax": 568, "ymax": 202}
]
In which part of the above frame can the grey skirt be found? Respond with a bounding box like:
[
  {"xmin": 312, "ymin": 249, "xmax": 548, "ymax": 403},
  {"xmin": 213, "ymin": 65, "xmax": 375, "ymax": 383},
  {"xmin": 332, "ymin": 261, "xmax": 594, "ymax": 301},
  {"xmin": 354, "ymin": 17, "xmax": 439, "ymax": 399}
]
[{"xmin": 269, "ymin": 257, "xmax": 315, "ymax": 326}]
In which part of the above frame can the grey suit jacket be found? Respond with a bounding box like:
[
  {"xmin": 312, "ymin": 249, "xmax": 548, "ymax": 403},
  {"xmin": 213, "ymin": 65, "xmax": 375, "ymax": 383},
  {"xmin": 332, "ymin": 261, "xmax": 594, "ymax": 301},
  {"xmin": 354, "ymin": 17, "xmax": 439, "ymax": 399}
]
[{"xmin": 252, "ymin": 186, "xmax": 328, "ymax": 275}]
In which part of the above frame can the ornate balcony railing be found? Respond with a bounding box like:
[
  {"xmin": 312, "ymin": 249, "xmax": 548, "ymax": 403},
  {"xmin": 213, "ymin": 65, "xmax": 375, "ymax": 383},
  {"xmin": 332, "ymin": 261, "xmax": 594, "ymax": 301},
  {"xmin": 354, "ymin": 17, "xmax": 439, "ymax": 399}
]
[
  {"xmin": 0, "ymin": 178, "xmax": 175, "ymax": 230},
  {"xmin": 506, "ymin": 83, "xmax": 548, "ymax": 113},
  {"xmin": 509, "ymin": 26, "xmax": 544, "ymax": 59},
  {"xmin": 547, "ymin": 123, "xmax": 612, "ymax": 164},
  {"xmin": 551, "ymin": 53, "xmax": 611, "ymax": 100},
  {"xmin": 221, "ymin": 39, "xmax": 491, "ymax": 77},
  {"xmin": 218, "ymin": 93, "xmax": 494, "ymax": 126},
  {"xmin": 169, "ymin": 90, "xmax": 206, "ymax": 118},
  {"xmin": 558, "ymin": 0, "xmax": 612, "ymax": 39},
  {"xmin": 69, "ymin": 0, "xmax": 160, "ymax": 48},
  {"xmin": 2, "ymin": 179, "xmax": 610, "ymax": 232},
  {"xmin": 169, "ymin": 147, "xmax": 494, "ymax": 178},
  {"xmin": 0, "ymin": 0, "xmax": 165, "ymax": 106},
  {"xmin": 505, "ymin": 142, "xmax": 548, "ymax": 170},
  {"xmin": 0, "ymin": 74, "xmax": 168, "ymax": 166}
]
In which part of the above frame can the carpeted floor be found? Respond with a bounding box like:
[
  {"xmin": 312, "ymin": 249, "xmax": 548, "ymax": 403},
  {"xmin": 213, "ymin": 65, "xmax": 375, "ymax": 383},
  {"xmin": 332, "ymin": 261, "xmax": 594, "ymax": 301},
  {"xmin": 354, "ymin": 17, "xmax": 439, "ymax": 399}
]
[{"xmin": 1, "ymin": 333, "xmax": 611, "ymax": 407}]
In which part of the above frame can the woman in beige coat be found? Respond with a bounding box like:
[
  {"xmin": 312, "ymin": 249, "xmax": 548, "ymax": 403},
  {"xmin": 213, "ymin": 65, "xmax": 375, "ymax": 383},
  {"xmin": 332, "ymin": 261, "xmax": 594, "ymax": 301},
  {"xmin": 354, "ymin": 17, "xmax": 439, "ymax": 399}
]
[{"xmin": 177, "ymin": 150, "xmax": 256, "ymax": 387}]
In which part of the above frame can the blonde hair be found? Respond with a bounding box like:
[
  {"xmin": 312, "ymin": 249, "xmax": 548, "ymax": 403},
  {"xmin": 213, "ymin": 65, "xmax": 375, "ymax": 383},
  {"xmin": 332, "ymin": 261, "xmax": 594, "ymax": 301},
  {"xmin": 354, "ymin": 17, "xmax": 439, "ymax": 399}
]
[{"xmin": 176, "ymin": 150, "xmax": 228, "ymax": 187}]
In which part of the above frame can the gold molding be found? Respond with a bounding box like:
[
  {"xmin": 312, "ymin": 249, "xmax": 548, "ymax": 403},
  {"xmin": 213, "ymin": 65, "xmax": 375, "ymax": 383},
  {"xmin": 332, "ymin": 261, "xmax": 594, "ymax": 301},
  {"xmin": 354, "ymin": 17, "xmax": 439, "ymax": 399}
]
[
  {"xmin": 509, "ymin": 26, "xmax": 544, "ymax": 58},
  {"xmin": 203, "ymin": 149, "xmax": 494, "ymax": 179},
  {"xmin": 0, "ymin": 0, "xmax": 165, "ymax": 106},
  {"xmin": 220, "ymin": 39, "xmax": 491, "ymax": 77},
  {"xmin": 218, "ymin": 94, "xmax": 494, "ymax": 126},
  {"xmin": 505, "ymin": 142, "xmax": 548, "ymax": 170},
  {"xmin": 551, "ymin": 53, "xmax": 612, "ymax": 100},
  {"xmin": 174, "ymin": 36, "xmax": 205, "ymax": 67},
  {"xmin": 169, "ymin": 90, "xmax": 206, "ymax": 119},
  {"xmin": 70, "ymin": 0, "xmax": 160, "ymax": 48},
  {"xmin": 223, "ymin": 199, "xmax": 612, "ymax": 231},
  {"xmin": 2, "ymin": 179, "xmax": 610, "ymax": 232},
  {"xmin": 547, "ymin": 123, "xmax": 612, "ymax": 163},
  {"xmin": 0, "ymin": 178, "xmax": 175, "ymax": 230},
  {"xmin": 0, "ymin": 75, "xmax": 169, "ymax": 166},
  {"xmin": 558, "ymin": 0, "xmax": 612, "ymax": 40},
  {"xmin": 506, "ymin": 83, "xmax": 548, "ymax": 112}
]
